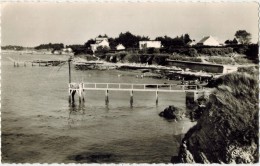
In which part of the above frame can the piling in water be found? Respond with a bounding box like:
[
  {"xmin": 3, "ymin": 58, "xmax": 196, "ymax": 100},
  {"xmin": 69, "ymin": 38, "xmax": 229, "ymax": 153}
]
[
  {"xmin": 130, "ymin": 90, "xmax": 133, "ymax": 107},
  {"xmin": 105, "ymin": 90, "xmax": 109, "ymax": 105}
]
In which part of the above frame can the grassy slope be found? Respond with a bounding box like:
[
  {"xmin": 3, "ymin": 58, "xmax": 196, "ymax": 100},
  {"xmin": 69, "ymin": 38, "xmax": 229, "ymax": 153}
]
[{"xmin": 176, "ymin": 69, "xmax": 259, "ymax": 163}]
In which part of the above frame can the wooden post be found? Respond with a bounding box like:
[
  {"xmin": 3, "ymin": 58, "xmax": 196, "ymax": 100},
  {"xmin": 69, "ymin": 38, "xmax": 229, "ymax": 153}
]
[
  {"xmin": 130, "ymin": 90, "xmax": 133, "ymax": 107},
  {"xmin": 78, "ymin": 83, "xmax": 83, "ymax": 103},
  {"xmin": 24, "ymin": 62, "xmax": 26, "ymax": 67},
  {"xmin": 70, "ymin": 90, "xmax": 76, "ymax": 103},
  {"xmin": 17, "ymin": 62, "xmax": 19, "ymax": 67},
  {"xmin": 81, "ymin": 83, "xmax": 85, "ymax": 102},
  {"xmin": 68, "ymin": 58, "xmax": 72, "ymax": 84},
  {"xmin": 32, "ymin": 62, "xmax": 34, "ymax": 66},
  {"xmin": 185, "ymin": 91, "xmax": 195, "ymax": 109},
  {"xmin": 105, "ymin": 89, "xmax": 109, "ymax": 105},
  {"xmin": 14, "ymin": 62, "xmax": 16, "ymax": 67},
  {"xmin": 156, "ymin": 91, "xmax": 158, "ymax": 105}
]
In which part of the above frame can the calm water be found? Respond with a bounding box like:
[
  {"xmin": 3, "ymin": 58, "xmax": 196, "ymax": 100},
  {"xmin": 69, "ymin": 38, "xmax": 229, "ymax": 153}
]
[{"xmin": 1, "ymin": 53, "xmax": 195, "ymax": 163}]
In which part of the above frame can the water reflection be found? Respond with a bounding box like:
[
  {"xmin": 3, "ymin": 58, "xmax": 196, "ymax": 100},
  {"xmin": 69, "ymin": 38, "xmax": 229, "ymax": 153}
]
[{"xmin": 68, "ymin": 102, "xmax": 86, "ymax": 127}]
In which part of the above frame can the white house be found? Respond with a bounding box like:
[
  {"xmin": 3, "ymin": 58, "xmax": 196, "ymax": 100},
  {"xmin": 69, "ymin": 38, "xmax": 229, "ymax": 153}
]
[
  {"xmin": 62, "ymin": 48, "xmax": 72, "ymax": 53},
  {"xmin": 197, "ymin": 36, "xmax": 220, "ymax": 46},
  {"xmin": 91, "ymin": 37, "xmax": 110, "ymax": 52},
  {"xmin": 116, "ymin": 44, "xmax": 125, "ymax": 50},
  {"xmin": 139, "ymin": 41, "xmax": 161, "ymax": 49}
]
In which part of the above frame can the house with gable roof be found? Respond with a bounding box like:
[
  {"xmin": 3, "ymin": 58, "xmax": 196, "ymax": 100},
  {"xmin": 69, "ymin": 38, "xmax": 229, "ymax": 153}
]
[
  {"xmin": 90, "ymin": 37, "xmax": 110, "ymax": 52},
  {"xmin": 196, "ymin": 36, "xmax": 220, "ymax": 46},
  {"xmin": 116, "ymin": 44, "xmax": 125, "ymax": 50}
]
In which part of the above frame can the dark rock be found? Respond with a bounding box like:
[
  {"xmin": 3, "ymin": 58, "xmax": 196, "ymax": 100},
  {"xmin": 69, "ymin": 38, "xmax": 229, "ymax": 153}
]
[
  {"xmin": 69, "ymin": 152, "xmax": 115, "ymax": 163},
  {"xmin": 159, "ymin": 105, "xmax": 185, "ymax": 120}
]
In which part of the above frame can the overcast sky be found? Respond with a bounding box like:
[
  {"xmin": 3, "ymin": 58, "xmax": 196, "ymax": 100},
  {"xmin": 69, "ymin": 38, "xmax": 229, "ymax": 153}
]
[{"xmin": 1, "ymin": 2, "xmax": 259, "ymax": 47}]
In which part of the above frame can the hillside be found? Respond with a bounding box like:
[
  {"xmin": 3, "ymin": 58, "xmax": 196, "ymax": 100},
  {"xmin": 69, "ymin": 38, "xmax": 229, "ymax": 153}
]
[{"xmin": 172, "ymin": 68, "xmax": 259, "ymax": 163}]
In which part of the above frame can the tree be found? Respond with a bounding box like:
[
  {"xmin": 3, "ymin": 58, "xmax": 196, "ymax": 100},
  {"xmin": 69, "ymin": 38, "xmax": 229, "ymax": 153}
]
[
  {"xmin": 84, "ymin": 39, "xmax": 95, "ymax": 48},
  {"xmin": 235, "ymin": 30, "xmax": 252, "ymax": 44},
  {"xmin": 225, "ymin": 38, "xmax": 238, "ymax": 45},
  {"xmin": 139, "ymin": 35, "xmax": 150, "ymax": 41},
  {"xmin": 96, "ymin": 45, "xmax": 110, "ymax": 54},
  {"xmin": 115, "ymin": 31, "xmax": 140, "ymax": 48},
  {"xmin": 184, "ymin": 34, "xmax": 192, "ymax": 44},
  {"xmin": 98, "ymin": 34, "xmax": 108, "ymax": 38},
  {"xmin": 108, "ymin": 37, "xmax": 117, "ymax": 49}
]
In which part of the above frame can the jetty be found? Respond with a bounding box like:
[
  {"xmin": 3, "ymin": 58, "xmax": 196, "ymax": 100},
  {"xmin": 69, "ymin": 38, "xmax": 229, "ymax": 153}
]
[
  {"xmin": 9, "ymin": 56, "xmax": 66, "ymax": 67},
  {"xmin": 68, "ymin": 82, "xmax": 210, "ymax": 107},
  {"xmin": 31, "ymin": 60, "xmax": 66, "ymax": 66}
]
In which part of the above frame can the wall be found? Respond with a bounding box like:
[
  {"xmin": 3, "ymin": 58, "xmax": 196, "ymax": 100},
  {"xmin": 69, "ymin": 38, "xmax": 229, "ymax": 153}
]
[
  {"xmin": 167, "ymin": 60, "xmax": 224, "ymax": 73},
  {"xmin": 139, "ymin": 41, "xmax": 161, "ymax": 49}
]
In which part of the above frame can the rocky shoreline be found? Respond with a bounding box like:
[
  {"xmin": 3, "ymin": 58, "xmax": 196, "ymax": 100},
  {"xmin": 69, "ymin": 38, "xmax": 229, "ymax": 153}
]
[{"xmin": 171, "ymin": 70, "xmax": 259, "ymax": 164}]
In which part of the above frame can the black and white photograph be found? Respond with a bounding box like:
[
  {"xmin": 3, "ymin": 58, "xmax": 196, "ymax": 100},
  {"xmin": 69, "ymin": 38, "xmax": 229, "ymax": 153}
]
[{"xmin": 1, "ymin": 1, "xmax": 259, "ymax": 164}]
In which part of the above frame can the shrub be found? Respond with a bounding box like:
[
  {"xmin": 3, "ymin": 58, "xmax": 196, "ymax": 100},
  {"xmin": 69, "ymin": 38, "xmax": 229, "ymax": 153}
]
[
  {"xmin": 199, "ymin": 47, "xmax": 233, "ymax": 56},
  {"xmin": 245, "ymin": 44, "xmax": 259, "ymax": 62},
  {"xmin": 146, "ymin": 48, "xmax": 160, "ymax": 54},
  {"xmin": 169, "ymin": 54, "xmax": 202, "ymax": 62},
  {"xmin": 207, "ymin": 56, "xmax": 234, "ymax": 64},
  {"xmin": 234, "ymin": 57, "xmax": 254, "ymax": 65},
  {"xmin": 139, "ymin": 54, "xmax": 154, "ymax": 64},
  {"xmin": 83, "ymin": 54, "xmax": 97, "ymax": 61},
  {"xmin": 153, "ymin": 54, "xmax": 170, "ymax": 65},
  {"xmin": 124, "ymin": 54, "xmax": 140, "ymax": 63},
  {"xmin": 187, "ymin": 48, "xmax": 198, "ymax": 57},
  {"xmin": 96, "ymin": 46, "xmax": 110, "ymax": 54}
]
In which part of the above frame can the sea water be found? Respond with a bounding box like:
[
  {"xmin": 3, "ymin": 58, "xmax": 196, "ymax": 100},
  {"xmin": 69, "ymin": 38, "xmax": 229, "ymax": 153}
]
[{"xmin": 1, "ymin": 53, "xmax": 195, "ymax": 163}]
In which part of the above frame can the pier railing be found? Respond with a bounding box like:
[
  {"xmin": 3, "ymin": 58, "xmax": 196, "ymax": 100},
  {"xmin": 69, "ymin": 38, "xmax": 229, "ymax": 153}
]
[
  {"xmin": 69, "ymin": 82, "xmax": 200, "ymax": 92},
  {"xmin": 68, "ymin": 82, "xmax": 208, "ymax": 105}
]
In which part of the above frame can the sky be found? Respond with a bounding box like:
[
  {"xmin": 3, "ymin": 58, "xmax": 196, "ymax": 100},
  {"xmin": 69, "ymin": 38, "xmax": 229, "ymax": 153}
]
[{"xmin": 1, "ymin": 2, "xmax": 259, "ymax": 47}]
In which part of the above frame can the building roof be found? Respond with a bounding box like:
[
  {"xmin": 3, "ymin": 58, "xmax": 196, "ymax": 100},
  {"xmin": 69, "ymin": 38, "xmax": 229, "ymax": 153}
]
[{"xmin": 197, "ymin": 36, "xmax": 218, "ymax": 44}]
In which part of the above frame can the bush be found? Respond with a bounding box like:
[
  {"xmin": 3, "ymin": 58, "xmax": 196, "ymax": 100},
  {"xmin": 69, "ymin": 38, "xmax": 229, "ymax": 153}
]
[
  {"xmin": 199, "ymin": 47, "xmax": 233, "ymax": 56},
  {"xmin": 83, "ymin": 54, "xmax": 97, "ymax": 61},
  {"xmin": 245, "ymin": 44, "xmax": 258, "ymax": 62},
  {"xmin": 187, "ymin": 48, "xmax": 198, "ymax": 57},
  {"xmin": 234, "ymin": 57, "xmax": 254, "ymax": 65},
  {"xmin": 118, "ymin": 52, "xmax": 127, "ymax": 61},
  {"xmin": 124, "ymin": 54, "xmax": 140, "ymax": 63},
  {"xmin": 146, "ymin": 48, "xmax": 160, "ymax": 54},
  {"xmin": 238, "ymin": 66, "xmax": 259, "ymax": 76},
  {"xmin": 96, "ymin": 46, "xmax": 110, "ymax": 54},
  {"xmin": 153, "ymin": 54, "xmax": 170, "ymax": 65},
  {"xmin": 139, "ymin": 54, "xmax": 154, "ymax": 64},
  {"xmin": 207, "ymin": 56, "xmax": 234, "ymax": 64},
  {"xmin": 169, "ymin": 54, "xmax": 202, "ymax": 62},
  {"xmin": 233, "ymin": 45, "xmax": 248, "ymax": 54}
]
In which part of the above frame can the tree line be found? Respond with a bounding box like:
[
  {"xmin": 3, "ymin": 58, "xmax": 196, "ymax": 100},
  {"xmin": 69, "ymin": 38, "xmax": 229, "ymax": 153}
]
[{"xmin": 83, "ymin": 32, "xmax": 192, "ymax": 49}]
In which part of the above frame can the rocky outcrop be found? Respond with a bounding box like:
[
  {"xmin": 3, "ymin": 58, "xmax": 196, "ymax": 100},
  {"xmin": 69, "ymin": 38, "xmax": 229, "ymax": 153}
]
[
  {"xmin": 172, "ymin": 72, "xmax": 259, "ymax": 163},
  {"xmin": 159, "ymin": 105, "xmax": 185, "ymax": 120}
]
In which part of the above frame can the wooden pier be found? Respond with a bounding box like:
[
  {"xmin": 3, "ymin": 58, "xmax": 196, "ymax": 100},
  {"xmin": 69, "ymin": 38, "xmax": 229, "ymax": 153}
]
[{"xmin": 68, "ymin": 82, "xmax": 209, "ymax": 106}]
